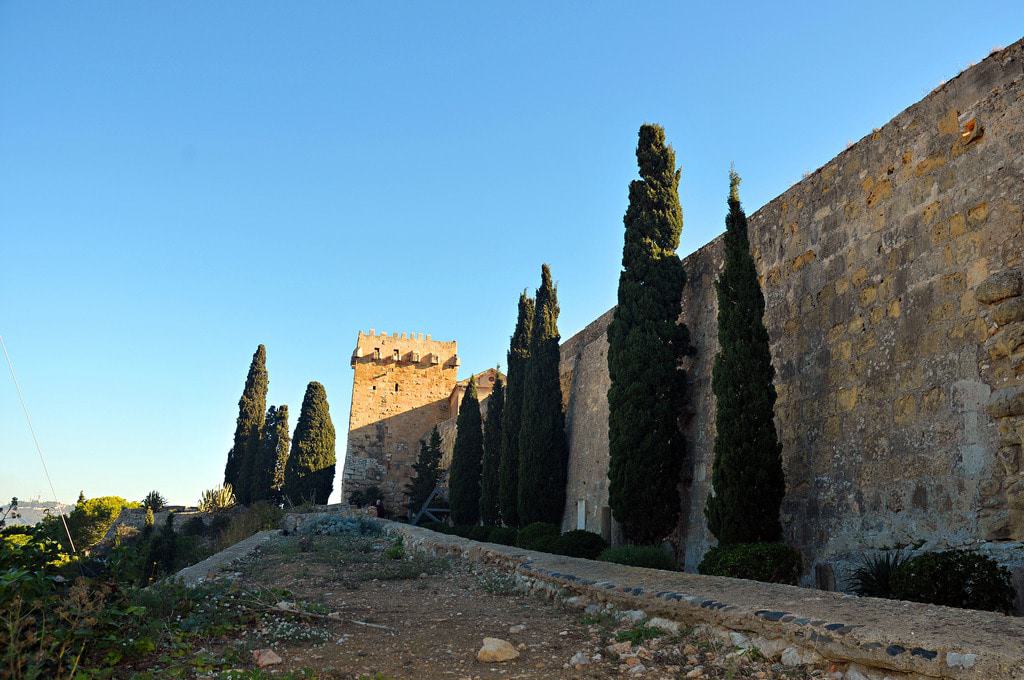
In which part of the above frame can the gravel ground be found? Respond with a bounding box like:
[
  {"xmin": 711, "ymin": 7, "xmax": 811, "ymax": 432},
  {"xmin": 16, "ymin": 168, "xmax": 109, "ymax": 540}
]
[{"xmin": 193, "ymin": 532, "xmax": 836, "ymax": 679}]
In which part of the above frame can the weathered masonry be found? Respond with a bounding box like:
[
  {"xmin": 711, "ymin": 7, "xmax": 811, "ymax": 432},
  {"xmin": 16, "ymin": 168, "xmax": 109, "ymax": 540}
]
[
  {"xmin": 560, "ymin": 39, "xmax": 1024, "ymax": 586},
  {"xmin": 343, "ymin": 330, "xmax": 502, "ymax": 512}
]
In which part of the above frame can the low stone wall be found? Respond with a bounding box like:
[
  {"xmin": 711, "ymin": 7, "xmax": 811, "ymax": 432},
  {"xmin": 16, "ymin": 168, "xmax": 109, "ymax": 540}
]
[{"xmin": 384, "ymin": 521, "xmax": 1024, "ymax": 680}]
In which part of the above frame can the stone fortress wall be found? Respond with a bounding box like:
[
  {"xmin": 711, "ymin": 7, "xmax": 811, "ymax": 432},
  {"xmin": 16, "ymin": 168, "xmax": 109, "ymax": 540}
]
[
  {"xmin": 560, "ymin": 39, "xmax": 1024, "ymax": 581},
  {"xmin": 343, "ymin": 330, "xmax": 460, "ymax": 509}
]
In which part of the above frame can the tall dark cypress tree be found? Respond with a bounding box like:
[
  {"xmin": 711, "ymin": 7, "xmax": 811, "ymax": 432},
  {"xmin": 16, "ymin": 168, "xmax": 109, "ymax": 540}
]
[
  {"xmin": 607, "ymin": 124, "xmax": 691, "ymax": 545},
  {"xmin": 283, "ymin": 382, "xmax": 336, "ymax": 505},
  {"xmin": 449, "ymin": 376, "xmax": 484, "ymax": 525},
  {"xmin": 518, "ymin": 264, "xmax": 568, "ymax": 526},
  {"xmin": 479, "ymin": 374, "xmax": 505, "ymax": 525},
  {"xmin": 705, "ymin": 171, "xmax": 785, "ymax": 545},
  {"xmin": 251, "ymin": 405, "xmax": 291, "ymax": 504},
  {"xmin": 500, "ymin": 293, "xmax": 533, "ymax": 527},
  {"xmin": 406, "ymin": 426, "xmax": 443, "ymax": 516},
  {"xmin": 224, "ymin": 344, "xmax": 268, "ymax": 504}
]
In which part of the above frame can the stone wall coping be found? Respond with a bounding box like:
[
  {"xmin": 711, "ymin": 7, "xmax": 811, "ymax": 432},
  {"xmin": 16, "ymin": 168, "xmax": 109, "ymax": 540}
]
[{"xmin": 386, "ymin": 521, "xmax": 1024, "ymax": 679}]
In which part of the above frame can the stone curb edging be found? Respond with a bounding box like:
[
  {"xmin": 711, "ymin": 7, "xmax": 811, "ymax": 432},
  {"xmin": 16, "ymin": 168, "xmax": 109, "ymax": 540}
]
[
  {"xmin": 381, "ymin": 521, "xmax": 1024, "ymax": 680},
  {"xmin": 171, "ymin": 529, "xmax": 279, "ymax": 586}
]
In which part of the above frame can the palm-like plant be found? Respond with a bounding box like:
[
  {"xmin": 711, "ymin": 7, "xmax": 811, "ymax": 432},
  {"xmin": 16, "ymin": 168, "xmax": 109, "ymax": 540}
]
[
  {"xmin": 848, "ymin": 550, "xmax": 909, "ymax": 598},
  {"xmin": 142, "ymin": 490, "xmax": 166, "ymax": 512},
  {"xmin": 198, "ymin": 484, "xmax": 236, "ymax": 512}
]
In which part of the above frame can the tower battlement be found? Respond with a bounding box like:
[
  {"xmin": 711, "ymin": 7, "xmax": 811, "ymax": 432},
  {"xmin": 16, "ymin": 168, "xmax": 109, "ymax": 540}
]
[
  {"xmin": 350, "ymin": 330, "xmax": 459, "ymax": 368},
  {"xmin": 343, "ymin": 329, "xmax": 460, "ymax": 511}
]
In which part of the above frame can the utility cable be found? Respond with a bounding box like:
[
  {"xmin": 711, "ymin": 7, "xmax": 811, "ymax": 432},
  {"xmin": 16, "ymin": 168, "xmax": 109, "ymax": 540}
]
[{"xmin": 1, "ymin": 334, "xmax": 78, "ymax": 555}]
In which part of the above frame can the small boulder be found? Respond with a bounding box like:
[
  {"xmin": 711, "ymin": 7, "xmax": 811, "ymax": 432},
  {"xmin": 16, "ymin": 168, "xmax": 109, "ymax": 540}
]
[
  {"xmin": 252, "ymin": 648, "xmax": 282, "ymax": 667},
  {"xmin": 509, "ymin": 624, "xmax": 526, "ymax": 634},
  {"xmin": 617, "ymin": 609, "xmax": 647, "ymax": 624},
  {"xmin": 477, "ymin": 637, "xmax": 520, "ymax": 663},
  {"xmin": 569, "ymin": 651, "xmax": 590, "ymax": 667},
  {"xmin": 647, "ymin": 617, "xmax": 681, "ymax": 634}
]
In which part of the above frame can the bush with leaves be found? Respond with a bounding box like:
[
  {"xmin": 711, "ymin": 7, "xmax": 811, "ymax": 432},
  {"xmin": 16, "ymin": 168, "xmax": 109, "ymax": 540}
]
[
  {"xmin": 58, "ymin": 495, "xmax": 140, "ymax": 550},
  {"xmin": 598, "ymin": 545, "xmax": 677, "ymax": 571},
  {"xmin": 891, "ymin": 550, "xmax": 1016, "ymax": 613},
  {"xmin": 197, "ymin": 484, "xmax": 236, "ymax": 513},
  {"xmin": 698, "ymin": 543, "xmax": 802, "ymax": 585},
  {"xmin": 550, "ymin": 530, "xmax": 608, "ymax": 560},
  {"xmin": 487, "ymin": 526, "xmax": 518, "ymax": 546},
  {"xmin": 515, "ymin": 522, "xmax": 560, "ymax": 552},
  {"xmin": 848, "ymin": 550, "xmax": 909, "ymax": 599},
  {"xmin": 141, "ymin": 490, "xmax": 166, "ymax": 513}
]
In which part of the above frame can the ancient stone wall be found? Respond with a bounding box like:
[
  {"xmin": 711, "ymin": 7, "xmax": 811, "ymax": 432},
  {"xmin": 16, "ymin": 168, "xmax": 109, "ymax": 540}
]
[
  {"xmin": 343, "ymin": 330, "xmax": 459, "ymax": 511},
  {"xmin": 560, "ymin": 40, "xmax": 1024, "ymax": 580}
]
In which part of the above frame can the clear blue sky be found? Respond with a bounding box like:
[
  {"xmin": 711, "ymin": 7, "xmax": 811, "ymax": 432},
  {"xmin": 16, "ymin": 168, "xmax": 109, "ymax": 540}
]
[{"xmin": 3, "ymin": 2, "xmax": 1022, "ymax": 507}]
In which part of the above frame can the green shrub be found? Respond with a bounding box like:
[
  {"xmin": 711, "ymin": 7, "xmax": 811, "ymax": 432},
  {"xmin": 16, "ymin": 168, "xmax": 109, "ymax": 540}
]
[
  {"xmin": 551, "ymin": 530, "xmax": 608, "ymax": 559},
  {"xmin": 598, "ymin": 545, "xmax": 677, "ymax": 571},
  {"xmin": 615, "ymin": 624, "xmax": 664, "ymax": 644},
  {"xmin": 466, "ymin": 525, "xmax": 491, "ymax": 542},
  {"xmin": 487, "ymin": 526, "xmax": 518, "ymax": 546},
  {"xmin": 891, "ymin": 550, "xmax": 1016, "ymax": 613},
  {"xmin": 383, "ymin": 537, "xmax": 404, "ymax": 560},
  {"xmin": 181, "ymin": 516, "xmax": 208, "ymax": 537},
  {"xmin": 848, "ymin": 550, "xmax": 908, "ymax": 599},
  {"xmin": 197, "ymin": 484, "xmax": 236, "ymax": 513},
  {"xmin": 698, "ymin": 542, "xmax": 801, "ymax": 584},
  {"xmin": 515, "ymin": 522, "xmax": 560, "ymax": 552},
  {"xmin": 348, "ymin": 485, "xmax": 383, "ymax": 509},
  {"xmin": 65, "ymin": 495, "xmax": 140, "ymax": 549},
  {"xmin": 448, "ymin": 525, "xmax": 473, "ymax": 538},
  {"xmin": 421, "ymin": 521, "xmax": 448, "ymax": 533}
]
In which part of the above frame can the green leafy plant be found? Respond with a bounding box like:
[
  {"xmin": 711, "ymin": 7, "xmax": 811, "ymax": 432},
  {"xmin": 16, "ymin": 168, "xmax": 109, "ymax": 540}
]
[
  {"xmin": 197, "ymin": 484, "xmax": 236, "ymax": 513},
  {"xmin": 141, "ymin": 490, "xmax": 166, "ymax": 513},
  {"xmin": 698, "ymin": 542, "xmax": 802, "ymax": 585},
  {"xmin": 383, "ymin": 537, "xmax": 404, "ymax": 560},
  {"xmin": 598, "ymin": 545, "xmax": 677, "ymax": 571},
  {"xmin": 515, "ymin": 522, "xmax": 560, "ymax": 552},
  {"xmin": 550, "ymin": 530, "xmax": 608, "ymax": 559},
  {"xmin": 615, "ymin": 624, "xmax": 664, "ymax": 644},
  {"xmin": 891, "ymin": 550, "xmax": 1016, "ymax": 613},
  {"xmin": 848, "ymin": 550, "xmax": 909, "ymax": 598},
  {"xmin": 486, "ymin": 526, "xmax": 518, "ymax": 546}
]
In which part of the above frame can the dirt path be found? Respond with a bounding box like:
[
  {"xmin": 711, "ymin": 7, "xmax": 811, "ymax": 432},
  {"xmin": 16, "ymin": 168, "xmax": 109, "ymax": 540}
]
[{"xmin": 202, "ymin": 532, "xmax": 830, "ymax": 679}]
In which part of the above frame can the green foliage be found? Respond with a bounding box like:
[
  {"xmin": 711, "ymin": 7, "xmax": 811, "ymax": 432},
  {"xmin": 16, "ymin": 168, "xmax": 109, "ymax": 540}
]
[
  {"xmin": 225, "ymin": 344, "xmax": 269, "ymax": 505},
  {"xmin": 406, "ymin": 428, "xmax": 443, "ymax": 515},
  {"xmin": 251, "ymin": 404, "xmax": 291, "ymax": 504},
  {"xmin": 65, "ymin": 495, "xmax": 139, "ymax": 550},
  {"xmin": 1, "ymin": 527, "xmax": 66, "ymax": 571},
  {"xmin": 550, "ymin": 530, "xmax": 608, "ymax": 559},
  {"xmin": 515, "ymin": 522, "xmax": 560, "ymax": 552},
  {"xmin": 517, "ymin": 264, "xmax": 568, "ymax": 526},
  {"xmin": 848, "ymin": 550, "xmax": 909, "ymax": 599},
  {"xmin": 141, "ymin": 490, "xmax": 166, "ymax": 512},
  {"xmin": 141, "ymin": 513, "xmax": 179, "ymax": 585},
  {"xmin": 607, "ymin": 124, "xmax": 691, "ymax": 545},
  {"xmin": 597, "ymin": 545, "xmax": 678, "ymax": 571},
  {"xmin": 480, "ymin": 374, "xmax": 505, "ymax": 526},
  {"xmin": 421, "ymin": 521, "xmax": 448, "ymax": 534},
  {"xmin": 705, "ymin": 172, "xmax": 785, "ymax": 546},
  {"xmin": 486, "ymin": 526, "xmax": 518, "ymax": 546},
  {"xmin": 616, "ymin": 624, "xmax": 664, "ymax": 644},
  {"xmin": 500, "ymin": 293, "xmax": 534, "ymax": 528},
  {"xmin": 466, "ymin": 525, "xmax": 491, "ymax": 541},
  {"xmin": 698, "ymin": 542, "xmax": 802, "ymax": 585},
  {"xmin": 383, "ymin": 536, "xmax": 404, "ymax": 560},
  {"xmin": 198, "ymin": 484, "xmax": 236, "ymax": 512},
  {"xmin": 349, "ymin": 485, "xmax": 383, "ymax": 509},
  {"xmin": 891, "ymin": 550, "xmax": 1016, "ymax": 613},
  {"xmin": 283, "ymin": 381, "xmax": 337, "ymax": 505},
  {"xmin": 476, "ymin": 570, "xmax": 518, "ymax": 595},
  {"xmin": 181, "ymin": 516, "xmax": 208, "ymax": 537},
  {"xmin": 449, "ymin": 375, "xmax": 484, "ymax": 525}
]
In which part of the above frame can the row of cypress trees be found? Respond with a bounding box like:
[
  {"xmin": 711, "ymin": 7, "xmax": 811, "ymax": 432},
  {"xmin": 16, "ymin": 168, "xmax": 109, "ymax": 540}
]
[
  {"xmin": 440, "ymin": 124, "xmax": 785, "ymax": 549},
  {"xmin": 447, "ymin": 265, "xmax": 568, "ymax": 528},
  {"xmin": 223, "ymin": 345, "xmax": 337, "ymax": 506},
  {"xmin": 607, "ymin": 124, "xmax": 784, "ymax": 548}
]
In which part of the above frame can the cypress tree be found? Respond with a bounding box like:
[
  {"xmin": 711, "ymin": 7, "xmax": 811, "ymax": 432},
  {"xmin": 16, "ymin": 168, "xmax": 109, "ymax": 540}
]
[
  {"xmin": 224, "ymin": 344, "xmax": 268, "ymax": 504},
  {"xmin": 449, "ymin": 375, "xmax": 484, "ymax": 525},
  {"xmin": 479, "ymin": 374, "xmax": 505, "ymax": 525},
  {"xmin": 406, "ymin": 426, "xmax": 443, "ymax": 516},
  {"xmin": 499, "ymin": 293, "xmax": 534, "ymax": 527},
  {"xmin": 251, "ymin": 405, "xmax": 291, "ymax": 504},
  {"xmin": 517, "ymin": 264, "xmax": 568, "ymax": 526},
  {"xmin": 607, "ymin": 124, "xmax": 691, "ymax": 544},
  {"xmin": 705, "ymin": 170, "xmax": 785, "ymax": 545},
  {"xmin": 283, "ymin": 382, "xmax": 336, "ymax": 505}
]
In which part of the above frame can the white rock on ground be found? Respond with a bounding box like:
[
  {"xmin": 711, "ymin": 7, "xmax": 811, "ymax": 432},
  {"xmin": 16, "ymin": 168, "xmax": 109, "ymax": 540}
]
[
  {"xmin": 618, "ymin": 609, "xmax": 647, "ymax": 624},
  {"xmin": 252, "ymin": 649, "xmax": 282, "ymax": 667},
  {"xmin": 508, "ymin": 624, "xmax": 526, "ymax": 634},
  {"xmin": 647, "ymin": 616, "xmax": 681, "ymax": 634},
  {"xmin": 477, "ymin": 637, "xmax": 520, "ymax": 663},
  {"xmin": 569, "ymin": 651, "xmax": 590, "ymax": 666}
]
